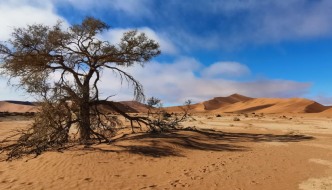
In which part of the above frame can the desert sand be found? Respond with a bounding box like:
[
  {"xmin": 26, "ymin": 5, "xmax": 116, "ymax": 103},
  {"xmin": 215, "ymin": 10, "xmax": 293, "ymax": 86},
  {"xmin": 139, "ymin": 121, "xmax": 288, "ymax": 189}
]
[{"xmin": 0, "ymin": 95, "xmax": 332, "ymax": 190}]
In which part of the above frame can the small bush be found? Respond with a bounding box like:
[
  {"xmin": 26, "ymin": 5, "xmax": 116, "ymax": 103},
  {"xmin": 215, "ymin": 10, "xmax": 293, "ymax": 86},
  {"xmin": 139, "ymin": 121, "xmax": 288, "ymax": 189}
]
[{"xmin": 233, "ymin": 117, "xmax": 240, "ymax": 121}]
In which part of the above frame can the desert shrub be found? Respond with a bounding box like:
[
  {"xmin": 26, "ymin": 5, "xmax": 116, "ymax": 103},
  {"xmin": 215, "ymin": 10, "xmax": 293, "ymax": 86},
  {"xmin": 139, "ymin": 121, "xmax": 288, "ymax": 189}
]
[{"xmin": 233, "ymin": 117, "xmax": 240, "ymax": 121}]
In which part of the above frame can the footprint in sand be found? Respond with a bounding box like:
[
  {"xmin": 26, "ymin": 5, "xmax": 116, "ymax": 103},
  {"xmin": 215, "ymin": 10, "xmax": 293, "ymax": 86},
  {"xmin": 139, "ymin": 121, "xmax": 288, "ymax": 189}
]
[
  {"xmin": 170, "ymin": 180, "xmax": 189, "ymax": 188},
  {"xmin": 139, "ymin": 185, "xmax": 157, "ymax": 189},
  {"xmin": 137, "ymin": 174, "xmax": 147, "ymax": 177}
]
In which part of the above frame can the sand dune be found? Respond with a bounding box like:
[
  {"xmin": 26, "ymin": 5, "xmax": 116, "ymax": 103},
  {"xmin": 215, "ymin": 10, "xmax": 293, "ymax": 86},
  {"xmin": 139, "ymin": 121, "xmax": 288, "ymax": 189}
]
[
  {"xmin": 166, "ymin": 94, "xmax": 329, "ymax": 115},
  {"xmin": 0, "ymin": 94, "xmax": 329, "ymax": 115},
  {"xmin": 0, "ymin": 101, "xmax": 37, "ymax": 113},
  {"xmin": 215, "ymin": 98, "xmax": 328, "ymax": 114},
  {"xmin": 203, "ymin": 93, "xmax": 252, "ymax": 110}
]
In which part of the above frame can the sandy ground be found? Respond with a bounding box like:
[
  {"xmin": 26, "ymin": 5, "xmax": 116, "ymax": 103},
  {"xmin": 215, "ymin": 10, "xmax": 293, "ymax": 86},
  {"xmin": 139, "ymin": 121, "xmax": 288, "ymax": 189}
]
[{"xmin": 0, "ymin": 114, "xmax": 332, "ymax": 190}]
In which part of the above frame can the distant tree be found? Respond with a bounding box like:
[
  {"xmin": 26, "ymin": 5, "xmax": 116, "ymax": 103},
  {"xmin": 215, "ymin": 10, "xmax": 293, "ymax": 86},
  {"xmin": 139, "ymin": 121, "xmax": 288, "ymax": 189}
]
[
  {"xmin": 146, "ymin": 96, "xmax": 162, "ymax": 108},
  {"xmin": 0, "ymin": 17, "xmax": 165, "ymax": 160}
]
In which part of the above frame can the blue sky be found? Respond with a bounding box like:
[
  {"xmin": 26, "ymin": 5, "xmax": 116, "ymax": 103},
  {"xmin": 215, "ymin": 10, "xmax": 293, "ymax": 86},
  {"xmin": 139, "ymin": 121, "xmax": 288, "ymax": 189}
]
[{"xmin": 0, "ymin": 0, "xmax": 332, "ymax": 105}]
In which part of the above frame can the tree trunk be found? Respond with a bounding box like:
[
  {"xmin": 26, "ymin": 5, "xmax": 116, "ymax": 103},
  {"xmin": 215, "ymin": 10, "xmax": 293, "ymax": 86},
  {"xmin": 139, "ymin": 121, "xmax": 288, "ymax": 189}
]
[{"xmin": 79, "ymin": 84, "xmax": 91, "ymax": 144}]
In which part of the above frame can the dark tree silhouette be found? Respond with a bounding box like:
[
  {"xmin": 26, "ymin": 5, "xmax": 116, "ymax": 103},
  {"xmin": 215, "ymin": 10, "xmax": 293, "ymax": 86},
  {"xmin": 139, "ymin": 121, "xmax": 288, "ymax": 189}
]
[{"xmin": 0, "ymin": 17, "xmax": 191, "ymax": 160}]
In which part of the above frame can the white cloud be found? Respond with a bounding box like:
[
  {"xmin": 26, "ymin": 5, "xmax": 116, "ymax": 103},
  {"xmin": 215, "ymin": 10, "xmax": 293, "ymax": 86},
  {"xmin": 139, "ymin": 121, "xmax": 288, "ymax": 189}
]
[
  {"xmin": 0, "ymin": 0, "xmax": 68, "ymax": 41},
  {"xmin": 202, "ymin": 62, "xmax": 250, "ymax": 78},
  {"xmin": 97, "ymin": 58, "xmax": 311, "ymax": 105},
  {"xmin": 103, "ymin": 27, "xmax": 177, "ymax": 54}
]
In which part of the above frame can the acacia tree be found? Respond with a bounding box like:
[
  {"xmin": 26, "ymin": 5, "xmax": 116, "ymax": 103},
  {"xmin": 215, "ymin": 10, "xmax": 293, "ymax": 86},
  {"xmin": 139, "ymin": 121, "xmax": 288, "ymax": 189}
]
[{"xmin": 0, "ymin": 17, "xmax": 167, "ymax": 159}]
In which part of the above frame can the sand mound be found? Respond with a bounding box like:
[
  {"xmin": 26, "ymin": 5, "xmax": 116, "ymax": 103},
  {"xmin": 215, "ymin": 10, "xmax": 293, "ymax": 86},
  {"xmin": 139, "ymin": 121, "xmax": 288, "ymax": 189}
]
[{"xmin": 0, "ymin": 101, "xmax": 37, "ymax": 113}]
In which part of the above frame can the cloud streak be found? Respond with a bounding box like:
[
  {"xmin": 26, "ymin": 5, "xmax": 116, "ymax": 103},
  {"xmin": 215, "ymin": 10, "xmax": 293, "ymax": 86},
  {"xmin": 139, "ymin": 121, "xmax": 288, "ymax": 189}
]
[{"xmin": 202, "ymin": 62, "xmax": 250, "ymax": 78}]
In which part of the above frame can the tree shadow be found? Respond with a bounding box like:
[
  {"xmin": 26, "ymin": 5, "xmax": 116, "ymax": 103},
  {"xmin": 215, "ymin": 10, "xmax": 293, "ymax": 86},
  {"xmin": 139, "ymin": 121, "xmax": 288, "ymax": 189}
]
[
  {"xmin": 124, "ymin": 128, "xmax": 314, "ymax": 143},
  {"xmin": 78, "ymin": 128, "xmax": 313, "ymax": 158},
  {"xmin": 191, "ymin": 128, "xmax": 314, "ymax": 143}
]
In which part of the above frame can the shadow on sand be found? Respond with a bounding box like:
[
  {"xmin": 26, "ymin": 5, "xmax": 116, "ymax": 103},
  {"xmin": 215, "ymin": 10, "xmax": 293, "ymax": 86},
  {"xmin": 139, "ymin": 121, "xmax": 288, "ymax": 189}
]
[{"xmin": 82, "ymin": 129, "xmax": 314, "ymax": 158}]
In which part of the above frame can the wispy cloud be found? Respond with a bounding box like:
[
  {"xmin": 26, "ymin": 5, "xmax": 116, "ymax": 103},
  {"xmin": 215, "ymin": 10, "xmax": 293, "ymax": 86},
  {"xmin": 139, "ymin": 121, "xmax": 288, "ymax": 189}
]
[{"xmin": 201, "ymin": 62, "xmax": 250, "ymax": 78}]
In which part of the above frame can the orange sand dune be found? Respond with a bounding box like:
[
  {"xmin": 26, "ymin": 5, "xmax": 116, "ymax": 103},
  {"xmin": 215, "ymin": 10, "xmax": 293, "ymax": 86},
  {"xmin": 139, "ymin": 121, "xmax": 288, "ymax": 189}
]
[
  {"xmin": 203, "ymin": 93, "xmax": 252, "ymax": 110},
  {"xmin": 166, "ymin": 94, "xmax": 329, "ymax": 114},
  {"xmin": 214, "ymin": 98, "xmax": 327, "ymax": 114},
  {"xmin": 0, "ymin": 101, "xmax": 37, "ymax": 113},
  {"xmin": 165, "ymin": 94, "xmax": 253, "ymax": 113}
]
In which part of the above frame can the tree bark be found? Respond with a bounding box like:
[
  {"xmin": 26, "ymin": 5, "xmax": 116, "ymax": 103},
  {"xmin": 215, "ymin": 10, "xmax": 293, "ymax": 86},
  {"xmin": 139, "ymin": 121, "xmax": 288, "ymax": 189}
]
[{"xmin": 79, "ymin": 84, "xmax": 91, "ymax": 144}]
